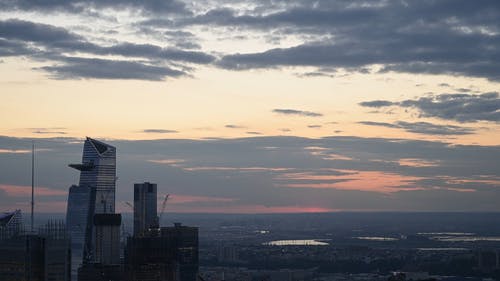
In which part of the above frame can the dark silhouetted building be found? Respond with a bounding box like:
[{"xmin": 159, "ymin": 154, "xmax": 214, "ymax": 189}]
[
  {"xmin": 77, "ymin": 263, "xmax": 123, "ymax": 281},
  {"xmin": 39, "ymin": 220, "xmax": 71, "ymax": 281},
  {"xmin": 92, "ymin": 214, "xmax": 121, "ymax": 265},
  {"xmin": 134, "ymin": 182, "xmax": 158, "ymax": 236},
  {"xmin": 0, "ymin": 235, "xmax": 45, "ymax": 281},
  {"xmin": 125, "ymin": 223, "xmax": 198, "ymax": 281}
]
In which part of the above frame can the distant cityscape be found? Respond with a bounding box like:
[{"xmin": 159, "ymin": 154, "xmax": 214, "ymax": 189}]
[
  {"xmin": 0, "ymin": 137, "xmax": 198, "ymax": 281},
  {"xmin": 1, "ymin": 138, "xmax": 500, "ymax": 281}
]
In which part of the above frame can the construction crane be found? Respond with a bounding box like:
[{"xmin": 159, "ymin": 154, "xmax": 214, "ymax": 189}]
[
  {"xmin": 124, "ymin": 201, "xmax": 134, "ymax": 212},
  {"xmin": 157, "ymin": 194, "xmax": 170, "ymax": 227}
]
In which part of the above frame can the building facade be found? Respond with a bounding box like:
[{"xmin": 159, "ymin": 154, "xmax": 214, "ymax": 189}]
[
  {"xmin": 125, "ymin": 223, "xmax": 198, "ymax": 281},
  {"xmin": 92, "ymin": 214, "xmax": 121, "ymax": 265},
  {"xmin": 70, "ymin": 137, "xmax": 117, "ymax": 214},
  {"xmin": 39, "ymin": 220, "xmax": 72, "ymax": 281},
  {"xmin": 0, "ymin": 235, "xmax": 46, "ymax": 281},
  {"xmin": 65, "ymin": 185, "xmax": 96, "ymax": 278},
  {"xmin": 67, "ymin": 137, "xmax": 117, "ymax": 278},
  {"xmin": 133, "ymin": 182, "xmax": 158, "ymax": 236}
]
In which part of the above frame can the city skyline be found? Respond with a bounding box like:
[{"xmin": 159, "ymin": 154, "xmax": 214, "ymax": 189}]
[{"xmin": 0, "ymin": 0, "xmax": 499, "ymax": 214}]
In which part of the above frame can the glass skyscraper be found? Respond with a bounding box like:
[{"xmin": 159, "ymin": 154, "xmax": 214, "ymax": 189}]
[
  {"xmin": 66, "ymin": 137, "xmax": 117, "ymax": 279},
  {"xmin": 66, "ymin": 185, "xmax": 95, "ymax": 278},
  {"xmin": 70, "ymin": 137, "xmax": 117, "ymax": 214}
]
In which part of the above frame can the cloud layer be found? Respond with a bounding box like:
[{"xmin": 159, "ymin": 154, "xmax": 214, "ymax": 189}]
[
  {"xmin": 360, "ymin": 92, "xmax": 500, "ymax": 123},
  {"xmin": 0, "ymin": 135, "xmax": 498, "ymax": 213},
  {"xmin": 1, "ymin": 0, "xmax": 499, "ymax": 80}
]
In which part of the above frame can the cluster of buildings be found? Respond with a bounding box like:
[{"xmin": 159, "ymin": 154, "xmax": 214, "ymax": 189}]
[{"xmin": 0, "ymin": 137, "xmax": 198, "ymax": 281}]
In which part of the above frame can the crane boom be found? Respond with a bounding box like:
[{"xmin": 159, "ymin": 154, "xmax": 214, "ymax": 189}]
[
  {"xmin": 124, "ymin": 201, "xmax": 134, "ymax": 212},
  {"xmin": 158, "ymin": 194, "xmax": 170, "ymax": 225}
]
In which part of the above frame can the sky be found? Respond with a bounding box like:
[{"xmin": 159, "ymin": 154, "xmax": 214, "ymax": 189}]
[{"xmin": 0, "ymin": 0, "xmax": 499, "ymax": 214}]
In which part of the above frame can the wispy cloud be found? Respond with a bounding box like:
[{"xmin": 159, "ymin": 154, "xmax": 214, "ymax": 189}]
[
  {"xmin": 358, "ymin": 121, "xmax": 475, "ymax": 135},
  {"xmin": 142, "ymin": 129, "xmax": 179, "ymax": 134},
  {"xmin": 225, "ymin": 124, "xmax": 246, "ymax": 129},
  {"xmin": 273, "ymin": 109, "xmax": 323, "ymax": 117},
  {"xmin": 30, "ymin": 127, "xmax": 67, "ymax": 135},
  {"xmin": 0, "ymin": 149, "xmax": 30, "ymax": 154},
  {"xmin": 308, "ymin": 125, "xmax": 322, "ymax": 128}
]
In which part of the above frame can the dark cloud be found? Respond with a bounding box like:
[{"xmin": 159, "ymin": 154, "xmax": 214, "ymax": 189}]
[
  {"xmin": 143, "ymin": 129, "xmax": 178, "ymax": 134},
  {"xmin": 2, "ymin": 0, "xmax": 500, "ymax": 80},
  {"xmin": 38, "ymin": 57, "xmax": 185, "ymax": 81},
  {"xmin": 273, "ymin": 109, "xmax": 323, "ymax": 117},
  {"xmin": 0, "ymin": 0, "xmax": 189, "ymax": 15},
  {"xmin": 358, "ymin": 121, "xmax": 475, "ymax": 135},
  {"xmin": 205, "ymin": 1, "xmax": 500, "ymax": 80},
  {"xmin": 0, "ymin": 19, "xmax": 215, "ymax": 64},
  {"xmin": 358, "ymin": 100, "xmax": 395, "ymax": 108},
  {"xmin": 0, "ymin": 19, "xmax": 214, "ymax": 80},
  {"xmin": 360, "ymin": 92, "xmax": 500, "ymax": 123},
  {"xmin": 246, "ymin": 131, "xmax": 262, "ymax": 135},
  {"xmin": 307, "ymin": 125, "xmax": 322, "ymax": 129}
]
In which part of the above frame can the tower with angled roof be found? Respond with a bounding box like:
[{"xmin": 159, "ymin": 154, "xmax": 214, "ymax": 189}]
[
  {"xmin": 70, "ymin": 137, "xmax": 117, "ymax": 214},
  {"xmin": 66, "ymin": 137, "xmax": 117, "ymax": 279}
]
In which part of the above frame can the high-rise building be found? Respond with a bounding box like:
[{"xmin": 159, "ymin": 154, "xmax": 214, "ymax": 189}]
[
  {"xmin": 0, "ymin": 234, "xmax": 45, "ymax": 281},
  {"xmin": 66, "ymin": 185, "xmax": 96, "ymax": 278},
  {"xmin": 0, "ymin": 215, "xmax": 71, "ymax": 281},
  {"xmin": 92, "ymin": 214, "xmax": 121, "ymax": 265},
  {"xmin": 66, "ymin": 137, "xmax": 117, "ymax": 278},
  {"xmin": 69, "ymin": 137, "xmax": 117, "ymax": 214},
  {"xmin": 162, "ymin": 223, "xmax": 198, "ymax": 281},
  {"xmin": 125, "ymin": 223, "xmax": 198, "ymax": 281},
  {"xmin": 39, "ymin": 220, "xmax": 72, "ymax": 281},
  {"xmin": 133, "ymin": 182, "xmax": 158, "ymax": 236}
]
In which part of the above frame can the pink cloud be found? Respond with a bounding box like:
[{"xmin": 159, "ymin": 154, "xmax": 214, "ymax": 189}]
[
  {"xmin": 0, "ymin": 184, "xmax": 67, "ymax": 197},
  {"xmin": 398, "ymin": 158, "xmax": 440, "ymax": 167},
  {"xmin": 276, "ymin": 170, "xmax": 424, "ymax": 193},
  {"xmin": 166, "ymin": 194, "xmax": 236, "ymax": 204},
  {"xmin": 161, "ymin": 204, "xmax": 340, "ymax": 214}
]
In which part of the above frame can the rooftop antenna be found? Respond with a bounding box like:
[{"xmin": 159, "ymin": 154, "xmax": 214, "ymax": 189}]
[{"xmin": 31, "ymin": 140, "xmax": 35, "ymax": 233}]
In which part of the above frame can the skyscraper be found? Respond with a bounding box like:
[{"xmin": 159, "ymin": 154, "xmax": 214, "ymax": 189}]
[
  {"xmin": 70, "ymin": 137, "xmax": 117, "ymax": 214},
  {"xmin": 134, "ymin": 182, "xmax": 158, "ymax": 236},
  {"xmin": 66, "ymin": 185, "xmax": 96, "ymax": 277},
  {"xmin": 66, "ymin": 137, "xmax": 117, "ymax": 278}
]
